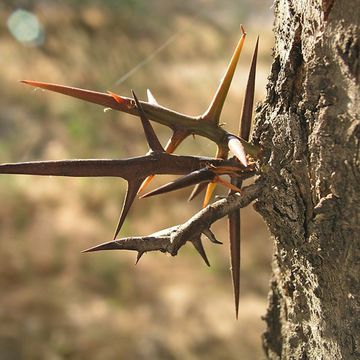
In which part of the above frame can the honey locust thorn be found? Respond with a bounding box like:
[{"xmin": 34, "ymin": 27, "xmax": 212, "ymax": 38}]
[{"xmin": 7, "ymin": 30, "xmax": 263, "ymax": 319}]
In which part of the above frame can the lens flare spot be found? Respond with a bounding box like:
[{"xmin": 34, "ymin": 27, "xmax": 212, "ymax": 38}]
[{"xmin": 7, "ymin": 9, "xmax": 44, "ymax": 46}]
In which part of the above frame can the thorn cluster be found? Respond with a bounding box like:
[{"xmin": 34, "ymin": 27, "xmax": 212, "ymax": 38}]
[{"xmin": 1, "ymin": 27, "xmax": 260, "ymax": 318}]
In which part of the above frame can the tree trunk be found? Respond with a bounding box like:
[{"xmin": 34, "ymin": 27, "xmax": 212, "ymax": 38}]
[{"xmin": 253, "ymin": 0, "xmax": 360, "ymax": 358}]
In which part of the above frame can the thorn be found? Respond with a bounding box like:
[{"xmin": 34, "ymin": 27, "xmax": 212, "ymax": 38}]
[
  {"xmin": 21, "ymin": 80, "xmax": 131, "ymax": 110},
  {"xmin": 228, "ymin": 175, "xmax": 243, "ymax": 319},
  {"xmin": 228, "ymin": 209, "xmax": 241, "ymax": 319},
  {"xmin": 82, "ymin": 240, "xmax": 121, "ymax": 253},
  {"xmin": 163, "ymin": 129, "xmax": 190, "ymax": 153},
  {"xmin": 188, "ymin": 146, "xmax": 228, "ymax": 203},
  {"xmin": 0, "ymin": 159, "xmax": 134, "ymax": 178},
  {"xmin": 131, "ymin": 90, "xmax": 165, "ymax": 153},
  {"xmin": 137, "ymin": 175, "xmax": 155, "ymax": 195},
  {"xmin": 141, "ymin": 168, "xmax": 215, "ymax": 199},
  {"xmin": 201, "ymin": 29, "xmax": 246, "ymax": 124},
  {"xmin": 228, "ymin": 136, "xmax": 248, "ymax": 167},
  {"xmin": 191, "ymin": 238, "xmax": 210, "ymax": 267},
  {"xmin": 135, "ymin": 251, "xmax": 144, "ymax": 264},
  {"xmin": 203, "ymin": 181, "xmax": 217, "ymax": 208},
  {"xmin": 203, "ymin": 228, "xmax": 222, "ymax": 244},
  {"xmin": 240, "ymin": 24, "xmax": 246, "ymax": 35},
  {"xmin": 113, "ymin": 178, "xmax": 145, "ymax": 240},
  {"xmin": 146, "ymin": 89, "xmax": 159, "ymax": 105},
  {"xmin": 239, "ymin": 36, "xmax": 259, "ymax": 141},
  {"xmin": 216, "ymin": 177, "xmax": 242, "ymax": 193}
]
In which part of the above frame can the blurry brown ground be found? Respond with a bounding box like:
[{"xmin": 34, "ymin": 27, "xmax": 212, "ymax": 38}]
[{"xmin": 0, "ymin": 1, "xmax": 274, "ymax": 359}]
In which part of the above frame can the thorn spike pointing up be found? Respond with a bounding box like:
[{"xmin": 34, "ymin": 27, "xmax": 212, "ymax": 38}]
[
  {"xmin": 131, "ymin": 90, "xmax": 164, "ymax": 153},
  {"xmin": 146, "ymin": 89, "xmax": 159, "ymax": 105},
  {"xmin": 239, "ymin": 36, "xmax": 259, "ymax": 141},
  {"xmin": 202, "ymin": 26, "xmax": 246, "ymax": 124}
]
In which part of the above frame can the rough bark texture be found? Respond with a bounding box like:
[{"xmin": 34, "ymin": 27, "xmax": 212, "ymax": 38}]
[{"xmin": 253, "ymin": 0, "xmax": 360, "ymax": 359}]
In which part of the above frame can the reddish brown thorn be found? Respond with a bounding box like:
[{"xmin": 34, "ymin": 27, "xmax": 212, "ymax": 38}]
[
  {"xmin": 228, "ymin": 176, "xmax": 243, "ymax": 319},
  {"xmin": 239, "ymin": 36, "xmax": 259, "ymax": 141},
  {"xmin": 191, "ymin": 237, "xmax": 210, "ymax": 267},
  {"xmin": 0, "ymin": 159, "xmax": 137, "ymax": 178},
  {"xmin": 113, "ymin": 178, "xmax": 146, "ymax": 240},
  {"xmin": 216, "ymin": 177, "xmax": 242, "ymax": 193},
  {"xmin": 21, "ymin": 80, "xmax": 131, "ymax": 111},
  {"xmin": 201, "ymin": 26, "xmax": 246, "ymax": 124},
  {"xmin": 131, "ymin": 90, "xmax": 164, "ymax": 153},
  {"xmin": 108, "ymin": 90, "xmax": 126, "ymax": 104},
  {"xmin": 228, "ymin": 208, "xmax": 241, "ymax": 319},
  {"xmin": 140, "ymin": 168, "xmax": 215, "ymax": 199}
]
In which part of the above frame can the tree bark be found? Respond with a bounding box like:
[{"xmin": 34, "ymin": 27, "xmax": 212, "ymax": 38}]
[{"xmin": 253, "ymin": 0, "xmax": 360, "ymax": 358}]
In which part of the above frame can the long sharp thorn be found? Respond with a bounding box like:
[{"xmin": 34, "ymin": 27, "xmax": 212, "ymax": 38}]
[
  {"xmin": 131, "ymin": 90, "xmax": 164, "ymax": 153},
  {"xmin": 21, "ymin": 80, "xmax": 131, "ymax": 110},
  {"xmin": 191, "ymin": 238, "xmax": 210, "ymax": 267},
  {"xmin": 239, "ymin": 36, "xmax": 259, "ymax": 141},
  {"xmin": 113, "ymin": 178, "xmax": 145, "ymax": 240},
  {"xmin": 0, "ymin": 159, "xmax": 131, "ymax": 178},
  {"xmin": 228, "ymin": 175, "xmax": 243, "ymax": 319},
  {"xmin": 146, "ymin": 89, "xmax": 159, "ymax": 106},
  {"xmin": 82, "ymin": 240, "xmax": 123, "ymax": 253},
  {"xmin": 202, "ymin": 26, "xmax": 246, "ymax": 124},
  {"xmin": 140, "ymin": 169, "xmax": 215, "ymax": 199},
  {"xmin": 228, "ymin": 208, "xmax": 241, "ymax": 319},
  {"xmin": 138, "ymin": 128, "xmax": 190, "ymax": 194}
]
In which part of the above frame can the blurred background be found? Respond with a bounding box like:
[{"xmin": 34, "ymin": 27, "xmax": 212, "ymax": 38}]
[{"xmin": 0, "ymin": 0, "xmax": 273, "ymax": 359}]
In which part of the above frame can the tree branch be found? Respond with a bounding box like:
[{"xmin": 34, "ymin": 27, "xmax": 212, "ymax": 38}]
[{"xmin": 83, "ymin": 178, "xmax": 265, "ymax": 258}]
